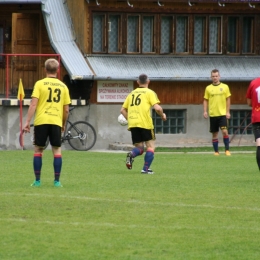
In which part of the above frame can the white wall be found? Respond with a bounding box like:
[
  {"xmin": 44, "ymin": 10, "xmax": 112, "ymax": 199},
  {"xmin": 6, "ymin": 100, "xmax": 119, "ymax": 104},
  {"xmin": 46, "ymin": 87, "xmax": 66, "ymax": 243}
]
[{"xmin": 0, "ymin": 104, "xmax": 254, "ymax": 150}]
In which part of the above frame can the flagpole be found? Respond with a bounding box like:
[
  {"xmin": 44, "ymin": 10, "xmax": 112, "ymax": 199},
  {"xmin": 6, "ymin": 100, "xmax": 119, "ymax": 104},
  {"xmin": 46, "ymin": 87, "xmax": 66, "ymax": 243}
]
[
  {"xmin": 19, "ymin": 94, "xmax": 23, "ymax": 149},
  {"xmin": 17, "ymin": 78, "xmax": 25, "ymax": 150}
]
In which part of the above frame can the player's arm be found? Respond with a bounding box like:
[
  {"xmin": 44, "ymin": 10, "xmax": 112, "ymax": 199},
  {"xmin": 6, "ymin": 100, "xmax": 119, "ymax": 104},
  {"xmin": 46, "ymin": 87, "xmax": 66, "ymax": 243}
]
[
  {"xmin": 247, "ymin": 98, "xmax": 252, "ymax": 107},
  {"xmin": 120, "ymin": 107, "xmax": 128, "ymax": 120},
  {"xmin": 62, "ymin": 104, "xmax": 69, "ymax": 132},
  {"xmin": 153, "ymin": 103, "xmax": 166, "ymax": 121},
  {"xmin": 203, "ymin": 99, "xmax": 208, "ymax": 119},
  {"xmin": 23, "ymin": 97, "xmax": 38, "ymax": 133},
  {"xmin": 226, "ymin": 97, "xmax": 231, "ymax": 119}
]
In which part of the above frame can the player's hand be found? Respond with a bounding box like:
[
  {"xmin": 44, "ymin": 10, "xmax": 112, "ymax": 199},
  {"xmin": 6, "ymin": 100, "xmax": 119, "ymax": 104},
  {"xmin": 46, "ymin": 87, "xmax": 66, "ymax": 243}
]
[
  {"xmin": 226, "ymin": 112, "xmax": 231, "ymax": 119},
  {"xmin": 161, "ymin": 113, "xmax": 167, "ymax": 121},
  {"xmin": 203, "ymin": 112, "xmax": 208, "ymax": 119},
  {"xmin": 23, "ymin": 123, "xmax": 30, "ymax": 133}
]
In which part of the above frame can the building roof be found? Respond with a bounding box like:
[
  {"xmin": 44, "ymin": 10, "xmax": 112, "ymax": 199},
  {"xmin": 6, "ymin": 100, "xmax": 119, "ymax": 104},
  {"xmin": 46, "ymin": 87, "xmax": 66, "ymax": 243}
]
[
  {"xmin": 86, "ymin": 55, "xmax": 260, "ymax": 82},
  {"xmin": 41, "ymin": 0, "xmax": 93, "ymax": 80}
]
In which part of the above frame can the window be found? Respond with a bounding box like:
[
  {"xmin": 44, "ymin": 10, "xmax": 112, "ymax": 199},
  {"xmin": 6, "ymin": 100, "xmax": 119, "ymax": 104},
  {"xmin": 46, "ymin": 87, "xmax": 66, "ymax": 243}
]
[
  {"xmin": 108, "ymin": 14, "xmax": 122, "ymax": 53},
  {"xmin": 227, "ymin": 17, "xmax": 239, "ymax": 53},
  {"xmin": 176, "ymin": 16, "xmax": 189, "ymax": 53},
  {"xmin": 152, "ymin": 109, "xmax": 186, "ymax": 134},
  {"xmin": 127, "ymin": 15, "xmax": 140, "ymax": 53},
  {"xmin": 243, "ymin": 17, "xmax": 254, "ymax": 53},
  {"xmin": 209, "ymin": 16, "xmax": 222, "ymax": 53},
  {"xmin": 194, "ymin": 16, "xmax": 207, "ymax": 53},
  {"xmin": 160, "ymin": 16, "xmax": 173, "ymax": 54},
  {"xmin": 93, "ymin": 14, "xmax": 106, "ymax": 53},
  {"xmin": 142, "ymin": 16, "xmax": 155, "ymax": 53},
  {"xmin": 92, "ymin": 12, "xmax": 258, "ymax": 55},
  {"xmin": 228, "ymin": 110, "xmax": 252, "ymax": 135}
]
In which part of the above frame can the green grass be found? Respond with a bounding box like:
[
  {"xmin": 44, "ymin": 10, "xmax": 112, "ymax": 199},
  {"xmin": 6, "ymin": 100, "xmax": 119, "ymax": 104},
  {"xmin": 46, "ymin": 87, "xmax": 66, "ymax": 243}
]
[
  {"xmin": 155, "ymin": 146, "xmax": 256, "ymax": 153},
  {"xmin": 1, "ymin": 150, "xmax": 260, "ymax": 260}
]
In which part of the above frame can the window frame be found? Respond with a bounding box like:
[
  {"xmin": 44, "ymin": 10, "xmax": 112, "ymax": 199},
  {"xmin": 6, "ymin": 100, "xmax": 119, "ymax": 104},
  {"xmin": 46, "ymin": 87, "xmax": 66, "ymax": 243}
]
[
  {"xmin": 228, "ymin": 110, "xmax": 252, "ymax": 135},
  {"xmin": 160, "ymin": 15, "xmax": 174, "ymax": 54},
  {"xmin": 92, "ymin": 13, "xmax": 107, "ymax": 53},
  {"xmin": 91, "ymin": 12, "xmax": 258, "ymax": 56},
  {"xmin": 152, "ymin": 109, "xmax": 187, "ymax": 134},
  {"xmin": 208, "ymin": 15, "xmax": 222, "ymax": 54},
  {"xmin": 107, "ymin": 14, "xmax": 123, "ymax": 54},
  {"xmin": 175, "ymin": 15, "xmax": 189, "ymax": 54},
  {"xmin": 193, "ymin": 15, "xmax": 207, "ymax": 54},
  {"xmin": 141, "ymin": 14, "xmax": 157, "ymax": 54},
  {"xmin": 242, "ymin": 16, "xmax": 255, "ymax": 54}
]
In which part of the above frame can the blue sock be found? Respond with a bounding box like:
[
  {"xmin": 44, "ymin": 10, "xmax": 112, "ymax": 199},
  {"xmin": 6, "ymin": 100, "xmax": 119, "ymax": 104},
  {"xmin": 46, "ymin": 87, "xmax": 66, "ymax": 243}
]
[
  {"xmin": 212, "ymin": 139, "xmax": 218, "ymax": 152},
  {"xmin": 53, "ymin": 155, "xmax": 62, "ymax": 182},
  {"xmin": 142, "ymin": 149, "xmax": 154, "ymax": 172},
  {"xmin": 131, "ymin": 147, "xmax": 144, "ymax": 158},
  {"xmin": 33, "ymin": 153, "xmax": 42, "ymax": 181},
  {"xmin": 223, "ymin": 135, "xmax": 229, "ymax": 151}
]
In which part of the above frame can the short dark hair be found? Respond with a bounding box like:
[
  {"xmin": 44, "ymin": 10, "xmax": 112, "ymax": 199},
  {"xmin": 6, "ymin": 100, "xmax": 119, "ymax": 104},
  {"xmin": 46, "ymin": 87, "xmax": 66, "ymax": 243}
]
[
  {"xmin": 211, "ymin": 69, "xmax": 219, "ymax": 74},
  {"xmin": 138, "ymin": 74, "xmax": 149, "ymax": 84}
]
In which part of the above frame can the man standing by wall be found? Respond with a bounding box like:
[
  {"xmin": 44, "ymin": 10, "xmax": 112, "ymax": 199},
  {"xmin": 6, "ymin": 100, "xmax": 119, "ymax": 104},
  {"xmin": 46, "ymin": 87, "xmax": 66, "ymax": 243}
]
[
  {"xmin": 120, "ymin": 74, "xmax": 166, "ymax": 174},
  {"xmin": 203, "ymin": 69, "xmax": 231, "ymax": 156},
  {"xmin": 23, "ymin": 59, "xmax": 71, "ymax": 187}
]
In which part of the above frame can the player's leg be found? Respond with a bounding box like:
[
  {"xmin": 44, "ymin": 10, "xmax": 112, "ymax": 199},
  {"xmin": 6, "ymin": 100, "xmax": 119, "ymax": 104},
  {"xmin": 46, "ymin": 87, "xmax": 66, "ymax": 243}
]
[
  {"xmin": 141, "ymin": 129, "xmax": 156, "ymax": 174},
  {"xmin": 253, "ymin": 123, "xmax": 260, "ymax": 170},
  {"xmin": 126, "ymin": 128, "xmax": 144, "ymax": 170},
  {"xmin": 49, "ymin": 125, "xmax": 63, "ymax": 187},
  {"xmin": 31, "ymin": 125, "xmax": 48, "ymax": 186},
  {"xmin": 219, "ymin": 116, "xmax": 231, "ymax": 155},
  {"xmin": 142, "ymin": 139, "xmax": 155, "ymax": 174},
  {"xmin": 210, "ymin": 117, "xmax": 219, "ymax": 155}
]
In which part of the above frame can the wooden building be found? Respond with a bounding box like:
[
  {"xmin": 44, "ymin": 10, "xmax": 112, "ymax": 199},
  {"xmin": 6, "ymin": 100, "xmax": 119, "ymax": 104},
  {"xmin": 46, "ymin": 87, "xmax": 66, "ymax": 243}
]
[{"xmin": 0, "ymin": 0, "xmax": 260, "ymax": 149}]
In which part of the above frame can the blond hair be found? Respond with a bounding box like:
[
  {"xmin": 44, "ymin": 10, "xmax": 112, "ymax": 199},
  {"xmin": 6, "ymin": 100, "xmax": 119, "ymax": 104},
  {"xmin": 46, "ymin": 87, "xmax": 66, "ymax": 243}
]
[{"xmin": 45, "ymin": 59, "xmax": 59, "ymax": 74}]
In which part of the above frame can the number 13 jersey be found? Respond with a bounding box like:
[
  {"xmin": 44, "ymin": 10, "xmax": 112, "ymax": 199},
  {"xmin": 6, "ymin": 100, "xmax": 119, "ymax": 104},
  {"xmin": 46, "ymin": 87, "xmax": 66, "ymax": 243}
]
[{"xmin": 32, "ymin": 77, "xmax": 71, "ymax": 127}]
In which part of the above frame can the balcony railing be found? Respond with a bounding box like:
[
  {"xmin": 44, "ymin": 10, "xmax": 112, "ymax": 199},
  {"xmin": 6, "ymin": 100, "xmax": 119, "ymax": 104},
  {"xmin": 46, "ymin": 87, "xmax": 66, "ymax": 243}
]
[{"xmin": 0, "ymin": 54, "xmax": 61, "ymax": 98}]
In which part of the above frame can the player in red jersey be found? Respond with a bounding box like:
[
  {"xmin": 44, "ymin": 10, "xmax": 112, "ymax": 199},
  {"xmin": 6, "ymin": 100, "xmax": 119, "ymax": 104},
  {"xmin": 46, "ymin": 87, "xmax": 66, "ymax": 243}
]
[{"xmin": 246, "ymin": 77, "xmax": 260, "ymax": 170}]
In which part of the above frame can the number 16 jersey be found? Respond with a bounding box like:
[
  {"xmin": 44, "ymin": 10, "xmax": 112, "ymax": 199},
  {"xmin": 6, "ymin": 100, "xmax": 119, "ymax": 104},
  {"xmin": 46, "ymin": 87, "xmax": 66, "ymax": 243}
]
[
  {"xmin": 32, "ymin": 77, "xmax": 71, "ymax": 127},
  {"xmin": 122, "ymin": 87, "xmax": 160, "ymax": 129}
]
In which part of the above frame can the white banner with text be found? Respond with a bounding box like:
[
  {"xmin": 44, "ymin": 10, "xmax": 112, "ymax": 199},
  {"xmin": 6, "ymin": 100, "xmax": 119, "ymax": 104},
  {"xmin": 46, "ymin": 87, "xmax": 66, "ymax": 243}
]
[{"xmin": 97, "ymin": 81, "xmax": 133, "ymax": 102}]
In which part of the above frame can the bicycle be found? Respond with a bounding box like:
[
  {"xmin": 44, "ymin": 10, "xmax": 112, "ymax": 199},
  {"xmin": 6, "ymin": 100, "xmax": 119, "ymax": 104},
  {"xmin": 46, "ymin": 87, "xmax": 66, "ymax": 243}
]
[{"xmin": 20, "ymin": 106, "xmax": 97, "ymax": 151}]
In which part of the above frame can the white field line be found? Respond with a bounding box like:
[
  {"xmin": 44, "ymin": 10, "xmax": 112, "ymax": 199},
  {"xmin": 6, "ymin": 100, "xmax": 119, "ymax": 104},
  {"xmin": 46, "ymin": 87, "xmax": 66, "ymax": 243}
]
[
  {"xmin": 0, "ymin": 218, "xmax": 260, "ymax": 231},
  {"xmin": 1, "ymin": 192, "xmax": 260, "ymax": 212}
]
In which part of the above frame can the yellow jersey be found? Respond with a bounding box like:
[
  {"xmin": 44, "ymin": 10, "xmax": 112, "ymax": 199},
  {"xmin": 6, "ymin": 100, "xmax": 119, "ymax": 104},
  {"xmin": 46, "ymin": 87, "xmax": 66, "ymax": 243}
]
[
  {"xmin": 123, "ymin": 87, "xmax": 160, "ymax": 129},
  {"xmin": 32, "ymin": 77, "xmax": 71, "ymax": 126},
  {"xmin": 204, "ymin": 83, "xmax": 231, "ymax": 117}
]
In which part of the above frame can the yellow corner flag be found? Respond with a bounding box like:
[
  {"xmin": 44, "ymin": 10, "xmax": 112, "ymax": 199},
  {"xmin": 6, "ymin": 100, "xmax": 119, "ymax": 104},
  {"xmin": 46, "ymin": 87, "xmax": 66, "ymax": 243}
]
[{"xmin": 17, "ymin": 78, "xmax": 25, "ymax": 100}]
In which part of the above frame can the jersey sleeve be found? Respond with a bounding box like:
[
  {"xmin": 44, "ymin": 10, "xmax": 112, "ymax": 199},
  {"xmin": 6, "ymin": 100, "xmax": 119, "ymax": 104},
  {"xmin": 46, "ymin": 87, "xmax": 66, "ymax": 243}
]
[
  {"xmin": 225, "ymin": 85, "xmax": 231, "ymax": 98},
  {"xmin": 149, "ymin": 90, "xmax": 160, "ymax": 106},
  {"xmin": 31, "ymin": 81, "xmax": 40, "ymax": 99},
  {"xmin": 246, "ymin": 82, "xmax": 253, "ymax": 99},
  {"xmin": 122, "ymin": 94, "xmax": 130, "ymax": 109},
  {"xmin": 63, "ymin": 86, "xmax": 71, "ymax": 105},
  {"xmin": 204, "ymin": 86, "xmax": 209, "ymax": 100}
]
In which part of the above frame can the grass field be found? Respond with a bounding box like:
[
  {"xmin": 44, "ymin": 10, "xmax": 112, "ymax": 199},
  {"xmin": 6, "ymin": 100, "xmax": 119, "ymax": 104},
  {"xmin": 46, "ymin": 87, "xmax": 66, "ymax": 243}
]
[{"xmin": 1, "ymin": 149, "xmax": 260, "ymax": 260}]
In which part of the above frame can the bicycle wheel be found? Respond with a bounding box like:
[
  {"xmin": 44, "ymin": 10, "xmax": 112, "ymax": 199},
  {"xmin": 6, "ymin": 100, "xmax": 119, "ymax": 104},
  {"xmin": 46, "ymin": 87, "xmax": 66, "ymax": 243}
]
[
  {"xmin": 67, "ymin": 121, "xmax": 96, "ymax": 151},
  {"xmin": 19, "ymin": 124, "xmax": 50, "ymax": 150}
]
